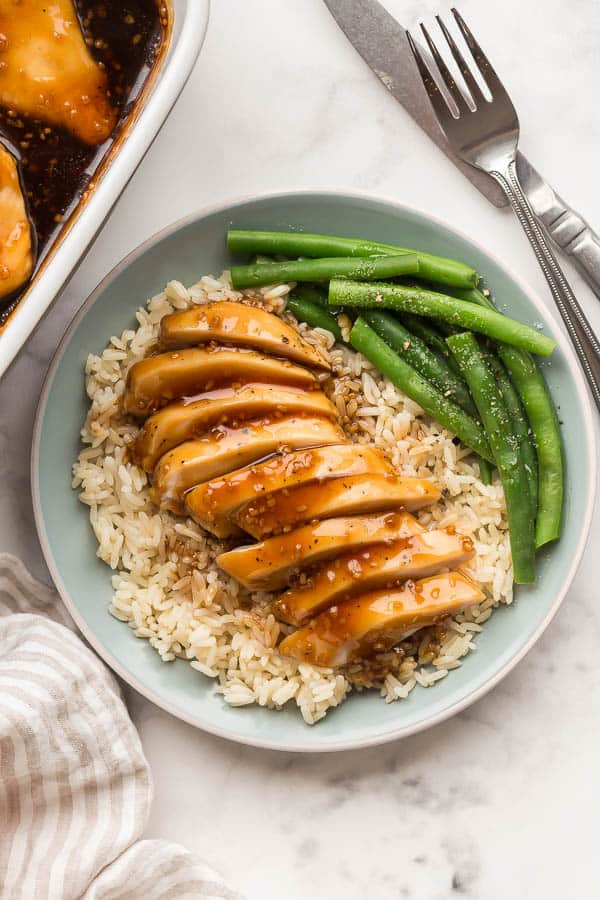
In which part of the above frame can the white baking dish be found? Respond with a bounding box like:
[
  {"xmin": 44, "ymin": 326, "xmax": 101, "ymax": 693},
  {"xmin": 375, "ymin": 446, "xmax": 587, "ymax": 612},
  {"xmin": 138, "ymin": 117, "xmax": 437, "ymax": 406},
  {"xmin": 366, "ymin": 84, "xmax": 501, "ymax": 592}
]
[{"xmin": 0, "ymin": 0, "xmax": 210, "ymax": 378}]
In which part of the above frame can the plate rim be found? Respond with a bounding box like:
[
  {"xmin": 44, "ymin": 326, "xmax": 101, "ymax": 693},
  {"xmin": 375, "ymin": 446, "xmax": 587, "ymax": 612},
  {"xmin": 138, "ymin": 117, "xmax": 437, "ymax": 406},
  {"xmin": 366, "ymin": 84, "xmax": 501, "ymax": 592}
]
[{"xmin": 31, "ymin": 187, "xmax": 598, "ymax": 752}]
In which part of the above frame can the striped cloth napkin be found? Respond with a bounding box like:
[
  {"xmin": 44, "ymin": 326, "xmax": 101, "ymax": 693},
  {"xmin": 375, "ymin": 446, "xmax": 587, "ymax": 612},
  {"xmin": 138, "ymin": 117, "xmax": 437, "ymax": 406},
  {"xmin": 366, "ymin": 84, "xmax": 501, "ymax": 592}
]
[{"xmin": 0, "ymin": 553, "xmax": 245, "ymax": 900}]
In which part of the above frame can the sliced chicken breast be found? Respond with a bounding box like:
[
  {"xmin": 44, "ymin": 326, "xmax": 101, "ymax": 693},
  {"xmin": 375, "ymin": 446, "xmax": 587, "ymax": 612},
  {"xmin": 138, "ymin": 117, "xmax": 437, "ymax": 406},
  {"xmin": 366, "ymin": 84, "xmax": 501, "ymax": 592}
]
[
  {"xmin": 152, "ymin": 414, "xmax": 345, "ymax": 514},
  {"xmin": 0, "ymin": 145, "xmax": 34, "ymax": 299},
  {"xmin": 216, "ymin": 511, "xmax": 424, "ymax": 591},
  {"xmin": 236, "ymin": 473, "xmax": 441, "ymax": 539},
  {"xmin": 134, "ymin": 385, "xmax": 338, "ymax": 472},
  {"xmin": 185, "ymin": 444, "xmax": 391, "ymax": 538},
  {"xmin": 274, "ymin": 530, "xmax": 475, "ymax": 625},
  {"xmin": 160, "ymin": 301, "xmax": 330, "ymax": 370},
  {"xmin": 0, "ymin": 0, "xmax": 117, "ymax": 145},
  {"xmin": 124, "ymin": 347, "xmax": 320, "ymax": 417},
  {"xmin": 279, "ymin": 572, "xmax": 484, "ymax": 667}
]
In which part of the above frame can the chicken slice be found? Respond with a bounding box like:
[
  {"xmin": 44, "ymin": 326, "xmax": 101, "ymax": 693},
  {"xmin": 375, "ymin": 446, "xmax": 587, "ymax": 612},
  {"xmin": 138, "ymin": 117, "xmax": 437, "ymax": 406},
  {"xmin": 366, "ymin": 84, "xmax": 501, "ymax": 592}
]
[
  {"xmin": 0, "ymin": 144, "xmax": 33, "ymax": 299},
  {"xmin": 0, "ymin": 0, "xmax": 117, "ymax": 145},
  {"xmin": 152, "ymin": 414, "xmax": 345, "ymax": 514},
  {"xmin": 274, "ymin": 530, "xmax": 475, "ymax": 625},
  {"xmin": 236, "ymin": 473, "xmax": 441, "ymax": 539},
  {"xmin": 279, "ymin": 572, "xmax": 485, "ymax": 667},
  {"xmin": 124, "ymin": 347, "xmax": 320, "ymax": 417},
  {"xmin": 216, "ymin": 511, "xmax": 424, "ymax": 591},
  {"xmin": 134, "ymin": 384, "xmax": 338, "ymax": 472},
  {"xmin": 185, "ymin": 444, "xmax": 391, "ymax": 538},
  {"xmin": 160, "ymin": 301, "xmax": 330, "ymax": 371}
]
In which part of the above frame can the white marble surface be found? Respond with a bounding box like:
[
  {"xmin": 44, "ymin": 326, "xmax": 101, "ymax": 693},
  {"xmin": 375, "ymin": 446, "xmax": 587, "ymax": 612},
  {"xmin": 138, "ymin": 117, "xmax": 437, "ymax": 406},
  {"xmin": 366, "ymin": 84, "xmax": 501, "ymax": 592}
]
[{"xmin": 2, "ymin": 1, "xmax": 600, "ymax": 897}]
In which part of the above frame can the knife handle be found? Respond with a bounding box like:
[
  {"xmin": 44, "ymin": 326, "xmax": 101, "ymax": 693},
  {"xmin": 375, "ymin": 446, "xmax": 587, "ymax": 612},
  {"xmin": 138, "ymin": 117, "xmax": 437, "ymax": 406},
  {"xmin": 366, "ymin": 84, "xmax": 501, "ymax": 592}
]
[{"xmin": 535, "ymin": 193, "xmax": 600, "ymax": 300}]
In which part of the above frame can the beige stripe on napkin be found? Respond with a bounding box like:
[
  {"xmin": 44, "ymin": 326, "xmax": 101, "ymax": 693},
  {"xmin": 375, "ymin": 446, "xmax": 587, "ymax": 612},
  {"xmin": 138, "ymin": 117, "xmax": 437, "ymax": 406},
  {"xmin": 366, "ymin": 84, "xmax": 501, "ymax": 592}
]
[{"xmin": 0, "ymin": 554, "xmax": 244, "ymax": 900}]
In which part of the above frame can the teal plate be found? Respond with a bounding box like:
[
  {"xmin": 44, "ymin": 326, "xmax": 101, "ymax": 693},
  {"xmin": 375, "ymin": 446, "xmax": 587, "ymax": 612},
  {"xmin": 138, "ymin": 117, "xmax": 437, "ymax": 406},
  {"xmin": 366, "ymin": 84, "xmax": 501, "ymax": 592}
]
[{"xmin": 32, "ymin": 191, "xmax": 597, "ymax": 752}]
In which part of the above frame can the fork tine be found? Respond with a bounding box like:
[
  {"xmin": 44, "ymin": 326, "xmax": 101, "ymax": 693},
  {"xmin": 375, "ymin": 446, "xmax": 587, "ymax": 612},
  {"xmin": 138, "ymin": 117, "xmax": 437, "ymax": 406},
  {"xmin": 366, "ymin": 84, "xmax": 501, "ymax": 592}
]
[
  {"xmin": 451, "ymin": 8, "xmax": 507, "ymax": 99},
  {"xmin": 406, "ymin": 30, "xmax": 457, "ymax": 125},
  {"xmin": 435, "ymin": 15, "xmax": 486, "ymax": 107},
  {"xmin": 419, "ymin": 22, "xmax": 470, "ymax": 115}
]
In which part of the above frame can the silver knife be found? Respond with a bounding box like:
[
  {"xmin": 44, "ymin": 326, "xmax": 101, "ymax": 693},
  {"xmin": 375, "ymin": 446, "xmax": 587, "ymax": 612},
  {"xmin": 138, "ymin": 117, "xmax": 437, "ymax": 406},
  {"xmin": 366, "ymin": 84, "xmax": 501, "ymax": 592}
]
[
  {"xmin": 324, "ymin": 0, "xmax": 600, "ymax": 298},
  {"xmin": 517, "ymin": 156, "xmax": 600, "ymax": 298}
]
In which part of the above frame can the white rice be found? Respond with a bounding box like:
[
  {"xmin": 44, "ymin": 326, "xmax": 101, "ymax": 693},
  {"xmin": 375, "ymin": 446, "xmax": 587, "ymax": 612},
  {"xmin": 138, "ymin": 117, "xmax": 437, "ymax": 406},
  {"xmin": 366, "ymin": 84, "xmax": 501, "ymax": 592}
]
[{"xmin": 73, "ymin": 272, "xmax": 512, "ymax": 725}]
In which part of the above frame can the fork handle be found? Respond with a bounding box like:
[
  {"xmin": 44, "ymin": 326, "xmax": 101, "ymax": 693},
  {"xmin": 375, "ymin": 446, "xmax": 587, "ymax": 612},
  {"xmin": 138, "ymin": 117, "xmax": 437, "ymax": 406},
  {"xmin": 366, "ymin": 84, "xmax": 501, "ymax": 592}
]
[{"xmin": 490, "ymin": 160, "xmax": 600, "ymax": 413}]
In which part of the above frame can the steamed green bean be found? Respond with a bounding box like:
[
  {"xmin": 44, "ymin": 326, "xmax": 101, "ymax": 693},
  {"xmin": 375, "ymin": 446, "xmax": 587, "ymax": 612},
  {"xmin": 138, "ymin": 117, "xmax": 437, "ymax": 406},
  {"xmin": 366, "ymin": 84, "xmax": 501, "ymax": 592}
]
[
  {"xmin": 227, "ymin": 229, "xmax": 477, "ymax": 288},
  {"xmin": 286, "ymin": 296, "xmax": 343, "ymax": 343},
  {"xmin": 444, "ymin": 284, "xmax": 563, "ymax": 546},
  {"xmin": 289, "ymin": 284, "xmax": 329, "ymax": 307},
  {"xmin": 350, "ymin": 317, "xmax": 493, "ymax": 463},
  {"xmin": 484, "ymin": 350, "xmax": 538, "ymax": 513},
  {"xmin": 447, "ymin": 332, "xmax": 536, "ymax": 583},
  {"xmin": 361, "ymin": 309, "xmax": 477, "ymax": 417},
  {"xmin": 328, "ymin": 279, "xmax": 556, "ymax": 357},
  {"xmin": 230, "ymin": 254, "xmax": 419, "ymax": 289},
  {"xmin": 499, "ymin": 346, "xmax": 563, "ymax": 547}
]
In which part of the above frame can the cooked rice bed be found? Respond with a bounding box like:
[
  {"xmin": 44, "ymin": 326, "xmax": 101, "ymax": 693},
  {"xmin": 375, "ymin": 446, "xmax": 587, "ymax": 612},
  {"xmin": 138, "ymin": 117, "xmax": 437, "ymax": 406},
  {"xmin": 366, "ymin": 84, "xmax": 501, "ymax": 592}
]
[{"xmin": 73, "ymin": 275, "xmax": 512, "ymax": 725}]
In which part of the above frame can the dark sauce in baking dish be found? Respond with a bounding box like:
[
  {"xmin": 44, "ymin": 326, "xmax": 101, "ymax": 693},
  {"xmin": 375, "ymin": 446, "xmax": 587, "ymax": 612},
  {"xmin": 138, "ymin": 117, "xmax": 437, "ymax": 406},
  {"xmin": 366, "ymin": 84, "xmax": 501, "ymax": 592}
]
[{"xmin": 0, "ymin": 1, "xmax": 170, "ymax": 325}]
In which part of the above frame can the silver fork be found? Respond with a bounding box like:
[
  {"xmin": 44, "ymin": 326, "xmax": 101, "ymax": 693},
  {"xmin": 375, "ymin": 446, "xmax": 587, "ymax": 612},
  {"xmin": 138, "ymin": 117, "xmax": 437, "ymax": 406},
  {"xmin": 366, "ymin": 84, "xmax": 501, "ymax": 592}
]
[{"xmin": 407, "ymin": 8, "xmax": 600, "ymax": 412}]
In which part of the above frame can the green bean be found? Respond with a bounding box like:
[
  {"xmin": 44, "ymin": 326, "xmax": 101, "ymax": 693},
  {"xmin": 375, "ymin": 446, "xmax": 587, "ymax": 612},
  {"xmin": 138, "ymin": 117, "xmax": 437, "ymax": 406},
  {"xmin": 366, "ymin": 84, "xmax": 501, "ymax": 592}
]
[
  {"xmin": 443, "ymin": 284, "xmax": 562, "ymax": 546},
  {"xmin": 363, "ymin": 310, "xmax": 495, "ymax": 483},
  {"xmin": 431, "ymin": 305, "xmax": 531, "ymax": 495},
  {"xmin": 400, "ymin": 313, "xmax": 452, "ymax": 359},
  {"xmin": 498, "ymin": 346, "xmax": 563, "ymax": 547},
  {"xmin": 329, "ymin": 279, "xmax": 556, "ymax": 357},
  {"xmin": 227, "ymin": 229, "xmax": 477, "ymax": 288},
  {"xmin": 403, "ymin": 315, "xmax": 467, "ymax": 384},
  {"xmin": 447, "ymin": 332, "xmax": 536, "ymax": 584},
  {"xmin": 290, "ymin": 284, "xmax": 329, "ymax": 308},
  {"xmin": 440, "ymin": 286, "xmax": 490, "ymax": 307},
  {"xmin": 432, "ymin": 319, "xmax": 460, "ymax": 337},
  {"xmin": 230, "ymin": 255, "xmax": 419, "ymax": 290},
  {"xmin": 483, "ymin": 350, "xmax": 538, "ymax": 513},
  {"xmin": 434, "ymin": 293, "xmax": 534, "ymax": 498},
  {"xmin": 478, "ymin": 457, "xmax": 493, "ymax": 486},
  {"xmin": 349, "ymin": 318, "xmax": 493, "ymax": 463},
  {"xmin": 286, "ymin": 296, "xmax": 343, "ymax": 343},
  {"xmin": 291, "ymin": 283, "xmax": 343, "ymax": 317},
  {"xmin": 361, "ymin": 310, "xmax": 478, "ymax": 417}
]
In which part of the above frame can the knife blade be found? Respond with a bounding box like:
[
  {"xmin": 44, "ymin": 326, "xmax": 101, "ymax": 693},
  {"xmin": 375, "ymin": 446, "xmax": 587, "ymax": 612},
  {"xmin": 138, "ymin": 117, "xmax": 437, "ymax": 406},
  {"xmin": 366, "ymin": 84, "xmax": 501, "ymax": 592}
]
[
  {"xmin": 324, "ymin": 0, "xmax": 600, "ymax": 298},
  {"xmin": 323, "ymin": 0, "xmax": 507, "ymax": 207}
]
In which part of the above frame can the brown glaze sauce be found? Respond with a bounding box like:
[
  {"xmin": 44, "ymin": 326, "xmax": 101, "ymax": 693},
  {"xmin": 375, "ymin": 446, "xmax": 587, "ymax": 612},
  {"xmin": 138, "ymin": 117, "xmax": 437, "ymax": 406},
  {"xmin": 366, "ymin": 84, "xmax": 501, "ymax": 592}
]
[{"xmin": 0, "ymin": 0, "xmax": 169, "ymax": 325}]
